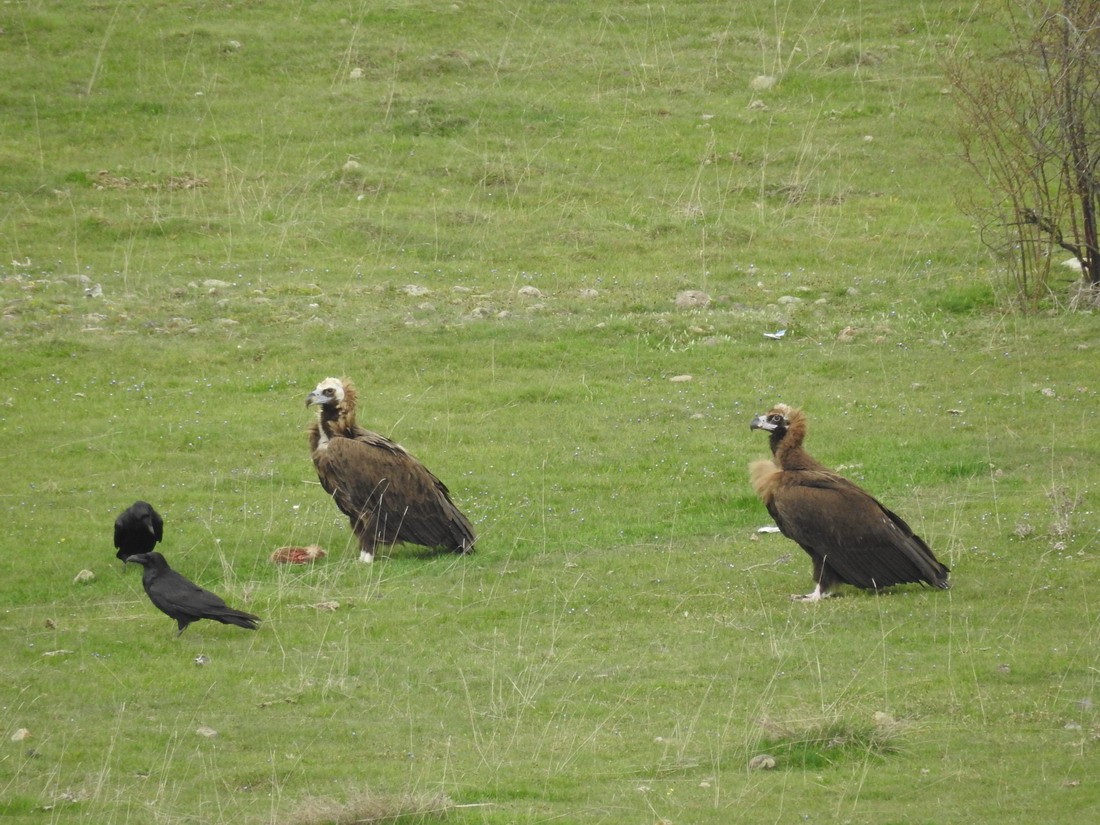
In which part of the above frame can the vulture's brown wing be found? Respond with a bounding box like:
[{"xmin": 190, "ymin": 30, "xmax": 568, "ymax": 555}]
[
  {"xmin": 772, "ymin": 473, "xmax": 947, "ymax": 589},
  {"xmin": 316, "ymin": 434, "xmax": 473, "ymax": 550}
]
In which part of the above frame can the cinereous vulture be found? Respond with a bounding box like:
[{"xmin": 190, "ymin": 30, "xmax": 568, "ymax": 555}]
[
  {"xmin": 749, "ymin": 404, "xmax": 949, "ymax": 601},
  {"xmin": 306, "ymin": 377, "xmax": 476, "ymax": 563},
  {"xmin": 114, "ymin": 500, "xmax": 164, "ymax": 562}
]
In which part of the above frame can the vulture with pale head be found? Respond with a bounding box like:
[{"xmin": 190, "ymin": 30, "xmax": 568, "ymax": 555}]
[
  {"xmin": 306, "ymin": 377, "xmax": 476, "ymax": 563},
  {"xmin": 749, "ymin": 404, "xmax": 949, "ymax": 601}
]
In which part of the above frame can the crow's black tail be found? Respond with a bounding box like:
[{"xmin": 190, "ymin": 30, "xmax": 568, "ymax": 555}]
[{"xmin": 214, "ymin": 610, "xmax": 261, "ymax": 630}]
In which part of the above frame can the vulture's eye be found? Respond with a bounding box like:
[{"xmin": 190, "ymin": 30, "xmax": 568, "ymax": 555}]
[
  {"xmin": 769, "ymin": 414, "xmax": 785, "ymax": 425},
  {"xmin": 323, "ymin": 388, "xmax": 335, "ymax": 397}
]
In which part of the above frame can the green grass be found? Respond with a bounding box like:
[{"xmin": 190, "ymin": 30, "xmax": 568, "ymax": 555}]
[{"xmin": 2, "ymin": 2, "xmax": 1099, "ymax": 823}]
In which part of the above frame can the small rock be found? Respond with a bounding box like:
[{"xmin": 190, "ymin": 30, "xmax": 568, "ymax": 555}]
[
  {"xmin": 777, "ymin": 295, "xmax": 801, "ymax": 305},
  {"xmin": 73, "ymin": 569, "xmax": 95, "ymax": 584},
  {"xmin": 837, "ymin": 326, "xmax": 858, "ymax": 342},
  {"xmin": 669, "ymin": 374, "xmax": 693, "ymax": 383},
  {"xmin": 202, "ymin": 279, "xmax": 232, "ymax": 289},
  {"xmin": 11, "ymin": 729, "xmax": 30, "ymax": 742},
  {"xmin": 196, "ymin": 726, "xmax": 219, "ymax": 738},
  {"xmin": 750, "ymin": 75, "xmax": 778, "ymax": 91},
  {"xmin": 349, "ymin": 67, "xmax": 365, "ymax": 80},
  {"xmin": 578, "ymin": 288, "xmax": 599, "ymax": 299},
  {"xmin": 194, "ymin": 655, "xmax": 211, "ymax": 666},
  {"xmin": 518, "ymin": 285, "xmax": 542, "ymax": 298},
  {"xmin": 314, "ymin": 601, "xmax": 340, "ymax": 611}
]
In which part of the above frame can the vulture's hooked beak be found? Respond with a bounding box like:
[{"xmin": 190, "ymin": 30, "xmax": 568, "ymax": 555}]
[
  {"xmin": 305, "ymin": 391, "xmax": 325, "ymax": 408},
  {"xmin": 750, "ymin": 414, "xmax": 777, "ymax": 432}
]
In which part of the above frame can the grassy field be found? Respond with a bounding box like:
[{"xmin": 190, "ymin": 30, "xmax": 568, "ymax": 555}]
[{"xmin": 1, "ymin": 2, "xmax": 1098, "ymax": 823}]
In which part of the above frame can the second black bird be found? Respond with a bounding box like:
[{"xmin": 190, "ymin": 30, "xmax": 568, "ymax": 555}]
[
  {"xmin": 126, "ymin": 551, "xmax": 260, "ymax": 636},
  {"xmin": 114, "ymin": 501, "xmax": 164, "ymax": 562}
]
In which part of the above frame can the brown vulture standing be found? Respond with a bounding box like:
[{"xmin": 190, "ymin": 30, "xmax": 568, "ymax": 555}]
[
  {"xmin": 306, "ymin": 377, "xmax": 476, "ymax": 563},
  {"xmin": 749, "ymin": 404, "xmax": 949, "ymax": 601}
]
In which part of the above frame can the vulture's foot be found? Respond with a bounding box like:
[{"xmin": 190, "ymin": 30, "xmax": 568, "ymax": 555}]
[
  {"xmin": 358, "ymin": 549, "xmax": 374, "ymax": 564},
  {"xmin": 791, "ymin": 585, "xmax": 831, "ymax": 602}
]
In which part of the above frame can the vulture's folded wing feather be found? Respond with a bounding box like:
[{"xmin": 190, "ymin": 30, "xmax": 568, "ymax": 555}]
[
  {"xmin": 772, "ymin": 474, "xmax": 947, "ymax": 589},
  {"xmin": 317, "ymin": 435, "xmax": 472, "ymax": 549}
]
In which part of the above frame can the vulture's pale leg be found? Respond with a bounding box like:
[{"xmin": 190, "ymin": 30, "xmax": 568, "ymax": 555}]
[
  {"xmin": 791, "ymin": 583, "xmax": 831, "ymax": 602},
  {"xmin": 352, "ymin": 519, "xmax": 376, "ymax": 563}
]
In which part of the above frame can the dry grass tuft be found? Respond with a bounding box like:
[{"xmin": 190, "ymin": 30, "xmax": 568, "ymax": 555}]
[{"xmin": 284, "ymin": 791, "xmax": 455, "ymax": 825}]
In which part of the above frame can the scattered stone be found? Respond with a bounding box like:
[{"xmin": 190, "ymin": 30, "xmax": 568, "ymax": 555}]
[
  {"xmin": 73, "ymin": 569, "xmax": 95, "ymax": 584},
  {"xmin": 750, "ymin": 75, "xmax": 778, "ymax": 91},
  {"xmin": 314, "ymin": 601, "xmax": 340, "ymax": 611},
  {"xmin": 517, "ymin": 285, "xmax": 542, "ymax": 298},
  {"xmin": 196, "ymin": 726, "xmax": 218, "ymax": 738},
  {"xmin": 837, "ymin": 326, "xmax": 858, "ymax": 342},
  {"xmin": 11, "ymin": 729, "xmax": 30, "ymax": 743},
  {"xmin": 400, "ymin": 284, "xmax": 430, "ymax": 297},
  {"xmin": 777, "ymin": 295, "xmax": 801, "ymax": 305},
  {"xmin": 578, "ymin": 288, "xmax": 599, "ymax": 299},
  {"xmin": 349, "ymin": 67, "xmax": 365, "ymax": 80},
  {"xmin": 194, "ymin": 655, "xmax": 211, "ymax": 666},
  {"xmin": 747, "ymin": 99, "xmax": 769, "ymax": 111},
  {"xmin": 84, "ymin": 283, "xmax": 103, "ymax": 299},
  {"xmin": 202, "ymin": 279, "xmax": 232, "ymax": 289},
  {"xmin": 669, "ymin": 374, "xmax": 693, "ymax": 383}
]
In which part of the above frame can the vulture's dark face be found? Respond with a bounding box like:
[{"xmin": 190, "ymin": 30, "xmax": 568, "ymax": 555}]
[
  {"xmin": 306, "ymin": 378, "xmax": 345, "ymax": 408},
  {"xmin": 750, "ymin": 405, "xmax": 792, "ymax": 434}
]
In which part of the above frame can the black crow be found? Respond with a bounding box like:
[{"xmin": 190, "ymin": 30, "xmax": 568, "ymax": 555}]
[
  {"xmin": 114, "ymin": 501, "xmax": 164, "ymax": 562},
  {"xmin": 125, "ymin": 551, "xmax": 261, "ymax": 636}
]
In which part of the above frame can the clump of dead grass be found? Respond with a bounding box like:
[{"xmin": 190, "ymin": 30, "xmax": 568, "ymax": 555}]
[
  {"xmin": 284, "ymin": 790, "xmax": 456, "ymax": 825},
  {"xmin": 753, "ymin": 713, "xmax": 904, "ymax": 770}
]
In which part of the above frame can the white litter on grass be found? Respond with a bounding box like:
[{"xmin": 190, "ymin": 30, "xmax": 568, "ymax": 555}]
[
  {"xmin": 756, "ymin": 525, "xmax": 781, "ymax": 533},
  {"xmin": 763, "ymin": 329, "xmax": 786, "ymax": 339}
]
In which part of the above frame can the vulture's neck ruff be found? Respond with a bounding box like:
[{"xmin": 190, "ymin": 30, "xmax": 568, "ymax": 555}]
[
  {"xmin": 310, "ymin": 379, "xmax": 359, "ymax": 450},
  {"xmin": 768, "ymin": 411, "xmax": 826, "ymax": 472}
]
